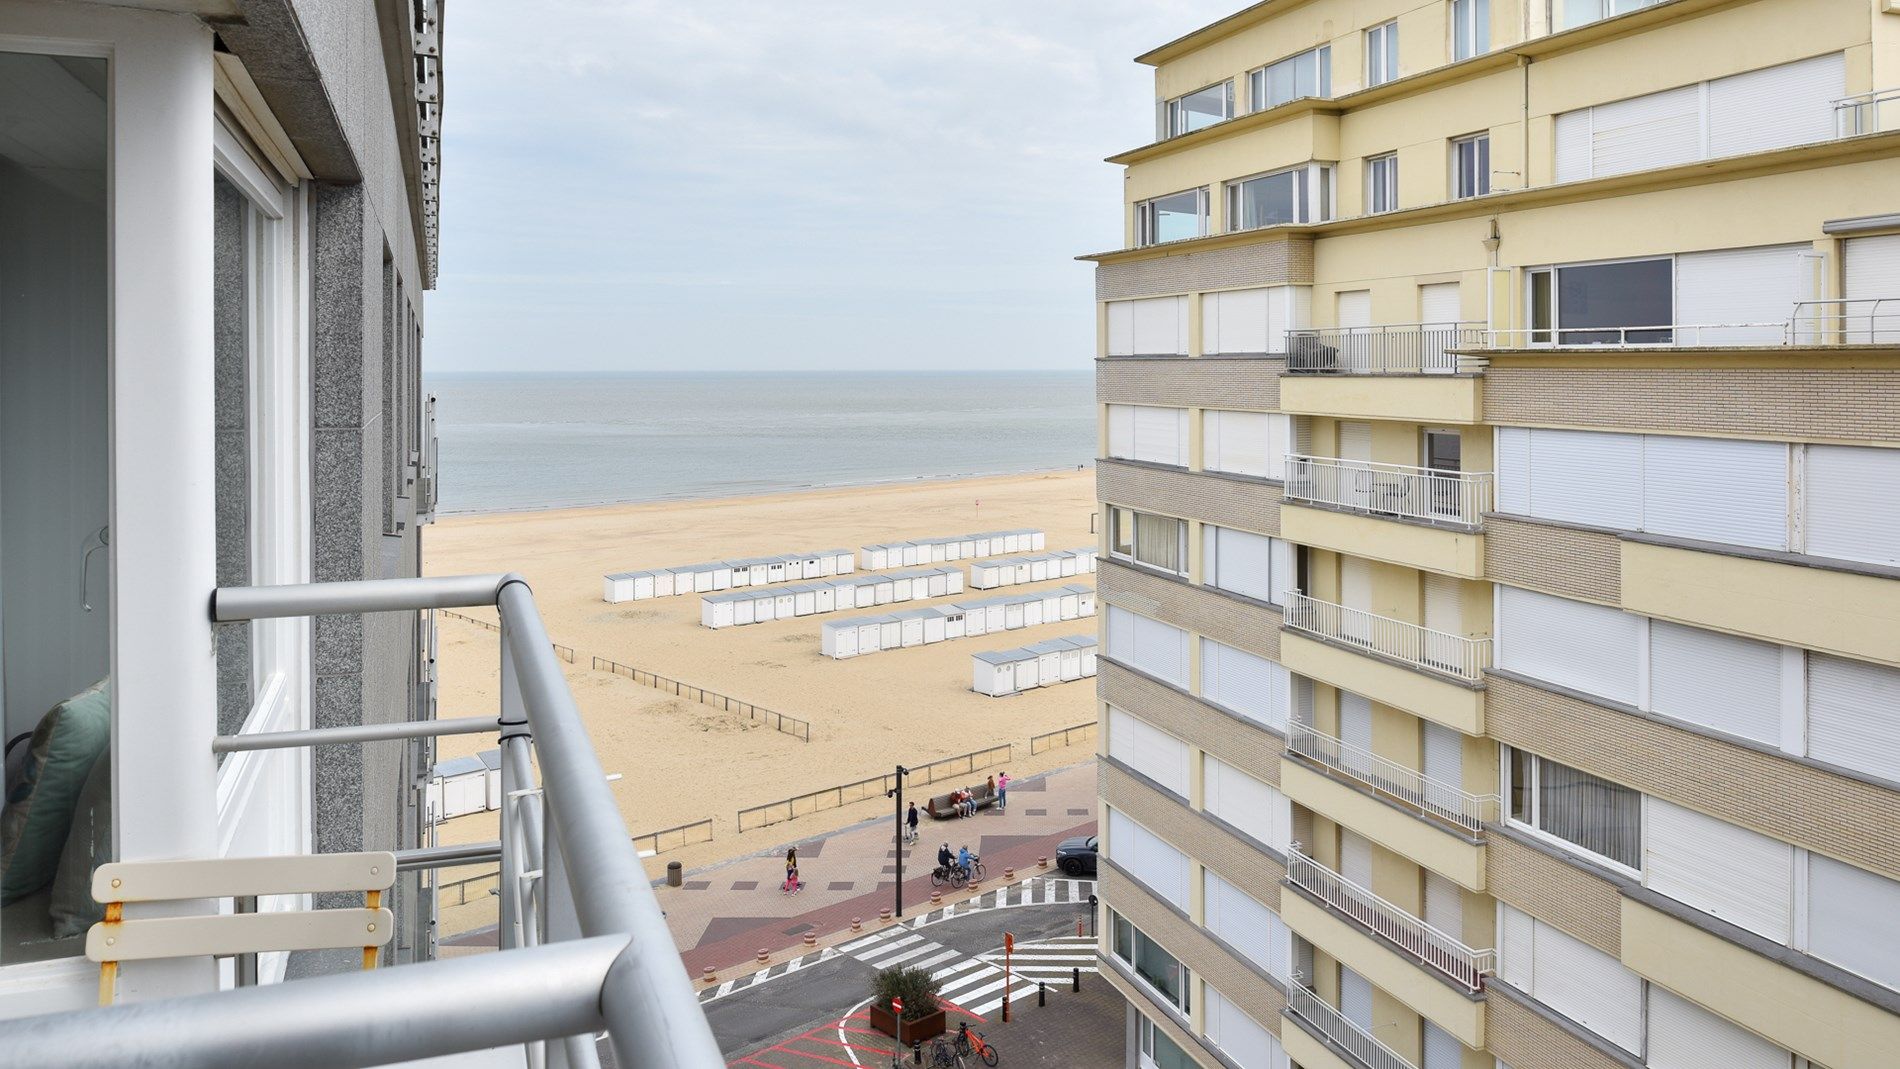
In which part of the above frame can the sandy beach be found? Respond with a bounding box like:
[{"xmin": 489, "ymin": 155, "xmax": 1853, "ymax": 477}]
[{"xmin": 423, "ymin": 468, "xmax": 1101, "ymax": 921}]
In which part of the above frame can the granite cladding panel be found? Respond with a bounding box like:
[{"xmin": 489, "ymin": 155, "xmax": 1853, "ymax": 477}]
[
  {"xmin": 1485, "ymin": 367, "xmax": 1900, "ymax": 443},
  {"xmin": 1484, "ymin": 516, "xmax": 1621, "ymax": 605},
  {"xmin": 1098, "ymin": 461, "xmax": 1283, "ymax": 537},
  {"xmin": 1095, "ymin": 238, "xmax": 1315, "ymax": 300},
  {"xmin": 1100, "ymin": 559, "xmax": 1282, "ymax": 664},
  {"xmin": 1487, "ymin": 675, "xmax": 1900, "ymax": 882},
  {"xmin": 1100, "ymin": 659, "xmax": 1285, "ymax": 788},
  {"xmin": 1097, "ymin": 357, "xmax": 1283, "ymax": 410}
]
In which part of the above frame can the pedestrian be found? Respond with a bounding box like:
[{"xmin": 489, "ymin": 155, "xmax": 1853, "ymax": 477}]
[
  {"xmin": 986, "ymin": 774, "xmax": 996, "ymax": 801},
  {"xmin": 906, "ymin": 801, "xmax": 920, "ymax": 843},
  {"xmin": 783, "ymin": 845, "xmax": 801, "ymax": 894},
  {"xmin": 997, "ymin": 771, "xmax": 1009, "ymax": 811}
]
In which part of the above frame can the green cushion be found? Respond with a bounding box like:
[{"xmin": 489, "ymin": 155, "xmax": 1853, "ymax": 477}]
[
  {"xmin": 48, "ymin": 750, "xmax": 111, "ymax": 937},
  {"xmin": 1, "ymin": 679, "xmax": 111, "ymax": 904}
]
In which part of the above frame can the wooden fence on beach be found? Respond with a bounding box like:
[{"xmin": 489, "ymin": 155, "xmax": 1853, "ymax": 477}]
[
  {"xmin": 437, "ymin": 609, "xmax": 576, "ymax": 663},
  {"xmin": 590, "ymin": 657, "xmax": 811, "ymax": 742},
  {"xmin": 1030, "ymin": 720, "xmax": 1097, "ymax": 755},
  {"xmin": 632, "ymin": 817, "xmax": 715, "ymax": 857},
  {"xmin": 735, "ymin": 744, "xmax": 1014, "ymax": 832}
]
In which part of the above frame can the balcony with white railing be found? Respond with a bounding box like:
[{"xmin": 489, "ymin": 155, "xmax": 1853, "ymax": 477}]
[
  {"xmin": 7, "ymin": 575, "xmax": 721, "ymax": 1069},
  {"xmin": 1288, "ymin": 725, "xmax": 1498, "ymax": 835},
  {"xmin": 1834, "ymin": 87, "xmax": 1900, "ymax": 138},
  {"xmin": 1284, "ymin": 593, "xmax": 1491, "ymax": 683},
  {"xmin": 1286, "ymin": 323, "xmax": 1487, "ymax": 375},
  {"xmin": 1285, "ymin": 984, "xmax": 1421, "ymax": 1069},
  {"xmin": 1287, "ymin": 850, "xmax": 1496, "ymax": 993},
  {"xmin": 1476, "ymin": 298, "xmax": 1900, "ymax": 350},
  {"xmin": 1284, "ymin": 456, "xmax": 1492, "ymax": 529}
]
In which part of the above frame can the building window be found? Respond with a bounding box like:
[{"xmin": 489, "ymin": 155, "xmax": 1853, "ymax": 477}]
[
  {"xmin": 1557, "ymin": 0, "xmax": 1664, "ymax": 31},
  {"xmin": 1365, "ymin": 153, "xmax": 1399, "ymax": 214},
  {"xmin": 1451, "ymin": 0, "xmax": 1490, "ymax": 60},
  {"xmin": 1138, "ymin": 1017, "xmax": 1195, "ymax": 1069},
  {"xmin": 1452, "ymin": 133, "xmax": 1490, "ymax": 198},
  {"xmin": 1113, "ymin": 912, "xmax": 1191, "ymax": 1014},
  {"xmin": 1109, "ymin": 507, "xmax": 1187, "ymax": 575},
  {"xmin": 1525, "ymin": 258, "xmax": 1673, "ymax": 344},
  {"xmin": 1226, "ymin": 163, "xmax": 1334, "ymax": 230},
  {"xmin": 1249, "ymin": 46, "xmax": 1331, "ymax": 111},
  {"xmin": 1366, "ymin": 21, "xmax": 1399, "ymax": 87},
  {"xmin": 1135, "ymin": 188, "xmax": 1208, "ymax": 246},
  {"xmin": 1161, "ymin": 81, "xmax": 1233, "ymax": 138},
  {"xmin": 1504, "ymin": 748, "xmax": 1642, "ymax": 869}
]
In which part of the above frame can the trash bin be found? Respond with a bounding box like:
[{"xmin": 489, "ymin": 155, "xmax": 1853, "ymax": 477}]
[{"xmin": 667, "ymin": 860, "xmax": 683, "ymax": 887}]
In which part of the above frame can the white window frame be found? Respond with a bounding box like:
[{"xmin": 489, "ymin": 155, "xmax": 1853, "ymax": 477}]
[
  {"xmin": 1500, "ymin": 746, "xmax": 1643, "ymax": 876},
  {"xmin": 1451, "ymin": 0, "xmax": 1489, "ymax": 61},
  {"xmin": 1366, "ymin": 21, "xmax": 1399, "ymax": 87},
  {"xmin": 1135, "ymin": 187, "xmax": 1210, "ymax": 247},
  {"xmin": 1108, "ymin": 506, "xmax": 1188, "ymax": 577},
  {"xmin": 1161, "ymin": 80, "xmax": 1234, "ymax": 138},
  {"xmin": 1524, "ymin": 254, "xmax": 1675, "ymax": 346},
  {"xmin": 1225, "ymin": 162, "xmax": 1336, "ymax": 231},
  {"xmin": 1366, "ymin": 152, "xmax": 1399, "ymax": 214},
  {"xmin": 1114, "ymin": 910, "xmax": 1194, "ymax": 1016},
  {"xmin": 1248, "ymin": 45, "xmax": 1332, "ymax": 111},
  {"xmin": 1452, "ymin": 132, "xmax": 1490, "ymax": 199}
]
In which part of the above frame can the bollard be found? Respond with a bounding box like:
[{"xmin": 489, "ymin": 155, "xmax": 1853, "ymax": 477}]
[
  {"xmin": 911, "ymin": 1041, "xmax": 923, "ymax": 1065},
  {"xmin": 879, "ymin": 907, "xmax": 893, "ymax": 923},
  {"xmin": 1038, "ymin": 982, "xmax": 1047, "ymax": 1008},
  {"xmin": 968, "ymin": 879, "xmax": 981, "ymax": 893},
  {"xmin": 851, "ymin": 917, "xmax": 863, "ymax": 933},
  {"xmin": 1003, "ymin": 867, "xmax": 1014, "ymax": 881},
  {"xmin": 1038, "ymin": 856, "xmax": 1048, "ymax": 868},
  {"xmin": 703, "ymin": 967, "xmax": 718, "ymax": 985},
  {"xmin": 666, "ymin": 860, "xmax": 683, "ymax": 888},
  {"xmin": 756, "ymin": 948, "xmax": 770, "ymax": 966},
  {"xmin": 930, "ymin": 890, "xmax": 942, "ymax": 906},
  {"xmin": 1003, "ymin": 990, "xmax": 1011, "ymax": 1022},
  {"xmin": 803, "ymin": 932, "xmax": 817, "ymax": 950},
  {"xmin": 1076, "ymin": 920, "xmax": 1084, "ymax": 937},
  {"xmin": 1072, "ymin": 966, "xmax": 1081, "ymax": 992}
]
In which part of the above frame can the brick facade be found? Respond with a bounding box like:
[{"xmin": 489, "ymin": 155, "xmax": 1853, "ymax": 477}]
[
  {"xmin": 1100, "ymin": 559, "xmax": 1284, "ymax": 664},
  {"xmin": 1484, "ymin": 516, "xmax": 1622, "ymax": 605},
  {"xmin": 1486, "ymin": 983, "xmax": 1636, "ymax": 1069},
  {"xmin": 1098, "ymin": 356, "xmax": 1284, "ymax": 411},
  {"xmin": 1486, "ymin": 833, "xmax": 1623, "ymax": 956},
  {"xmin": 1484, "ymin": 366, "xmax": 1900, "ymax": 444},
  {"xmin": 1094, "ymin": 236, "xmax": 1315, "ymax": 301},
  {"xmin": 1099, "ymin": 461, "xmax": 1285, "ymax": 537}
]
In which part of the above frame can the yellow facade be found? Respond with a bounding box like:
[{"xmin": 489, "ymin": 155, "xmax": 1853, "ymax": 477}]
[{"xmin": 1095, "ymin": 1, "xmax": 1900, "ymax": 1067}]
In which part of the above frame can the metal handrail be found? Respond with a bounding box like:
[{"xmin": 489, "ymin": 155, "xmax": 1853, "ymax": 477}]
[
  {"xmin": 1787, "ymin": 297, "xmax": 1900, "ymax": 344},
  {"xmin": 1285, "ymin": 322, "xmax": 1485, "ymax": 374},
  {"xmin": 1287, "ymin": 850, "xmax": 1495, "ymax": 992},
  {"xmin": 7, "ymin": 574, "xmax": 722, "ymax": 1069},
  {"xmin": 1479, "ymin": 322, "xmax": 1791, "ymax": 347},
  {"xmin": 1284, "ymin": 593, "xmax": 1492, "ymax": 682},
  {"xmin": 1288, "ymin": 724, "xmax": 1498, "ymax": 834},
  {"xmin": 1833, "ymin": 87, "xmax": 1900, "ymax": 136},
  {"xmin": 1285, "ymin": 984, "xmax": 1420, "ymax": 1069},
  {"xmin": 1284, "ymin": 455, "xmax": 1493, "ymax": 527}
]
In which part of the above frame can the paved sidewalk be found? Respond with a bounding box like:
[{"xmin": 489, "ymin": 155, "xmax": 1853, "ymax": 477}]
[{"xmin": 660, "ymin": 760, "xmax": 1098, "ymax": 977}]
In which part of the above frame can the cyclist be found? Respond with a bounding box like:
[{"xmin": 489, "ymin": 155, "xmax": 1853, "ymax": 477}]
[
  {"xmin": 957, "ymin": 844, "xmax": 975, "ymax": 880},
  {"xmin": 937, "ymin": 842, "xmax": 955, "ymax": 877}
]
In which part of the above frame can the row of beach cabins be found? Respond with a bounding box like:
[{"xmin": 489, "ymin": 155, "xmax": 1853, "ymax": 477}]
[
  {"xmin": 700, "ymin": 566, "xmax": 964, "ymax": 629},
  {"xmin": 972, "ymin": 636, "xmax": 1099, "ymax": 697},
  {"xmin": 819, "ymin": 583, "xmax": 1097, "ymax": 659},
  {"xmin": 601, "ymin": 529, "xmax": 1051, "ymax": 604}
]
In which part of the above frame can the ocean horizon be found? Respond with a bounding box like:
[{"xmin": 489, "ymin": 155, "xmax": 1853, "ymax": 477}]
[{"xmin": 425, "ymin": 369, "xmax": 1096, "ymax": 515}]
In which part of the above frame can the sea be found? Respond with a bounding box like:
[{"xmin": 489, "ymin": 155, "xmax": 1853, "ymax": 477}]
[{"xmin": 425, "ymin": 371, "xmax": 1097, "ymax": 515}]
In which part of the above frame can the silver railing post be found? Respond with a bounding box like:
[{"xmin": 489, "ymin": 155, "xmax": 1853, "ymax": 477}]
[{"xmin": 498, "ymin": 618, "xmax": 526, "ymax": 952}]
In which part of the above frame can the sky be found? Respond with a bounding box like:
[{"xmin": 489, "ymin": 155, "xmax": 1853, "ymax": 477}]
[{"xmin": 427, "ymin": 1, "xmax": 1244, "ymax": 373}]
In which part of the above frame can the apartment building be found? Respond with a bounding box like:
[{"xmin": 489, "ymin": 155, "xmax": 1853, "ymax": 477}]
[{"xmin": 1088, "ymin": 3, "xmax": 1900, "ymax": 1069}]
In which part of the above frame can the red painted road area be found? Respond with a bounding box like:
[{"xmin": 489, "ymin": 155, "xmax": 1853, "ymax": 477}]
[{"xmin": 730, "ymin": 1004, "xmax": 989, "ymax": 1068}]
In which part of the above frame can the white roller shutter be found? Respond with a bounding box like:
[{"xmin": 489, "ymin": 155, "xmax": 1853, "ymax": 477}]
[
  {"xmin": 1268, "ymin": 537, "xmax": 1294, "ymax": 606},
  {"xmin": 1205, "ymin": 410, "xmax": 1274, "ymax": 477},
  {"xmin": 1804, "ymin": 445, "xmax": 1900, "ymax": 566},
  {"xmin": 1642, "ymin": 435, "xmax": 1789, "ymax": 550},
  {"xmin": 1205, "ymin": 755, "xmax": 1290, "ymax": 851},
  {"xmin": 1495, "ymin": 427, "xmax": 1531, "ymax": 514},
  {"xmin": 1527, "ymin": 428, "xmax": 1643, "ymax": 529},
  {"xmin": 1204, "ymin": 870, "xmax": 1284, "ymax": 974},
  {"xmin": 1424, "ymin": 575, "xmax": 1463, "ymax": 636},
  {"xmin": 1336, "ymin": 289, "xmax": 1371, "ymax": 328},
  {"xmin": 1131, "ymin": 612, "xmax": 1188, "ymax": 686},
  {"xmin": 1419, "ymin": 282, "xmax": 1461, "ymax": 324},
  {"xmin": 1131, "ymin": 295, "xmax": 1188, "ymax": 355},
  {"xmin": 1590, "ymin": 84, "xmax": 1702, "ymax": 178},
  {"xmin": 1107, "ymin": 405, "xmax": 1135, "ymax": 459},
  {"xmin": 1498, "ymin": 904, "xmax": 1533, "ymax": 988},
  {"xmin": 1204, "ymin": 984, "xmax": 1287, "ymax": 1069},
  {"xmin": 1208, "ymin": 525, "xmax": 1273, "ymax": 601},
  {"xmin": 1107, "ymin": 301, "xmax": 1136, "ymax": 356},
  {"xmin": 1205, "ymin": 287, "xmax": 1273, "ymax": 355},
  {"xmin": 1497, "ymin": 586, "xmax": 1642, "ymax": 705},
  {"xmin": 1644, "ymin": 798, "xmax": 1794, "ymax": 942},
  {"xmin": 1422, "ymin": 1022, "xmax": 1465, "ymax": 1069},
  {"xmin": 1422, "ymin": 722, "xmax": 1464, "ymax": 793},
  {"xmin": 1106, "ymin": 605, "xmax": 1135, "ymax": 664},
  {"xmin": 1843, "ymin": 234, "xmax": 1900, "ymax": 343},
  {"xmin": 1341, "ymin": 830, "xmax": 1373, "ymax": 889},
  {"xmin": 1531, "ymin": 919, "xmax": 1643, "ymax": 1053},
  {"xmin": 1338, "ymin": 420, "xmax": 1372, "ymax": 461},
  {"xmin": 1267, "ymin": 413, "xmax": 1290, "ymax": 480},
  {"xmin": 1554, "ymin": 110, "xmax": 1592, "ymax": 182},
  {"xmin": 1676, "ymin": 244, "xmax": 1807, "ymax": 346},
  {"xmin": 1200, "ymin": 639, "xmax": 1288, "ymax": 729},
  {"xmin": 1341, "ymin": 556, "xmax": 1372, "ymax": 609},
  {"xmin": 1646, "ymin": 986, "xmax": 1790, "ymax": 1069},
  {"xmin": 1339, "ymin": 691, "xmax": 1373, "ymax": 752},
  {"xmin": 1707, "ymin": 52, "xmax": 1844, "ymax": 158},
  {"xmin": 1424, "ymin": 872, "xmax": 1464, "ymax": 943},
  {"xmin": 1807, "ymin": 853, "xmax": 1900, "ymax": 990},
  {"xmin": 1647, "ymin": 621, "xmax": 1784, "ymax": 746},
  {"xmin": 1131, "ymin": 405, "xmax": 1188, "ymax": 466},
  {"xmin": 1106, "ymin": 808, "xmax": 1190, "ymax": 910},
  {"xmin": 1108, "ymin": 706, "xmax": 1190, "ymax": 798},
  {"xmin": 1807, "ymin": 654, "xmax": 1900, "ymax": 784},
  {"xmin": 1339, "ymin": 967, "xmax": 1374, "ymax": 1030}
]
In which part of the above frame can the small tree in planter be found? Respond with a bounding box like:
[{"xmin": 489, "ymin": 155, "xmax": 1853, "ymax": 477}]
[{"xmin": 867, "ymin": 964, "xmax": 947, "ymax": 1045}]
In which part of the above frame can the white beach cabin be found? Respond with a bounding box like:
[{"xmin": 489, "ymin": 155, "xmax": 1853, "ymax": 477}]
[
  {"xmin": 971, "ymin": 651, "xmax": 1018, "ymax": 697},
  {"xmin": 821, "ymin": 619, "xmax": 860, "ymax": 659}
]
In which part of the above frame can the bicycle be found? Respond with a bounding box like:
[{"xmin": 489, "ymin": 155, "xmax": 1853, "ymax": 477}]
[
  {"xmin": 930, "ymin": 864, "xmax": 968, "ymax": 889},
  {"xmin": 955, "ymin": 1021, "xmax": 999, "ymax": 1066},
  {"xmin": 928, "ymin": 1036, "xmax": 965, "ymax": 1067}
]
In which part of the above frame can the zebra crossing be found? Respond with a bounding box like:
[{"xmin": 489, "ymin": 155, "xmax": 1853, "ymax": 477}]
[
  {"xmin": 840, "ymin": 930, "xmax": 1040, "ymax": 1019},
  {"xmin": 908, "ymin": 876, "xmax": 1096, "ymax": 930},
  {"xmin": 975, "ymin": 934, "xmax": 1099, "ymax": 984}
]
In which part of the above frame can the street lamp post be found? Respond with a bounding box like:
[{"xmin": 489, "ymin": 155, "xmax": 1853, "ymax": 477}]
[{"xmin": 887, "ymin": 765, "xmax": 909, "ymax": 918}]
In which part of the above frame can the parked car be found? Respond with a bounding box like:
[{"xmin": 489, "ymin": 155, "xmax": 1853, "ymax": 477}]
[{"xmin": 1055, "ymin": 834, "xmax": 1097, "ymax": 876}]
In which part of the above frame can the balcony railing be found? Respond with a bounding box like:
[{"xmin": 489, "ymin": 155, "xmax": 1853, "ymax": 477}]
[
  {"xmin": 1834, "ymin": 87, "xmax": 1900, "ymax": 137},
  {"xmin": 419, "ymin": 394, "xmax": 440, "ymax": 524},
  {"xmin": 1288, "ymin": 725, "xmax": 1498, "ymax": 834},
  {"xmin": 1789, "ymin": 297, "xmax": 1900, "ymax": 345},
  {"xmin": 1284, "ymin": 455, "xmax": 1492, "ymax": 528},
  {"xmin": 1286, "ymin": 323, "xmax": 1485, "ymax": 375},
  {"xmin": 1284, "ymin": 593, "xmax": 1492, "ymax": 682},
  {"xmin": 1287, "ymin": 850, "xmax": 1496, "ymax": 992},
  {"xmin": 1478, "ymin": 298, "xmax": 1900, "ymax": 349},
  {"xmin": 7, "ymin": 575, "xmax": 721, "ymax": 1069},
  {"xmin": 1285, "ymin": 984, "xmax": 1420, "ymax": 1069}
]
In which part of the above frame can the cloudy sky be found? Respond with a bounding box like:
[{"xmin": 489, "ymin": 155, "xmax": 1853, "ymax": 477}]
[{"xmin": 428, "ymin": 1, "xmax": 1241, "ymax": 372}]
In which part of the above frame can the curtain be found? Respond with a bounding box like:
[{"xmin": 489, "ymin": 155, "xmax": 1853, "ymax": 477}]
[
  {"xmin": 1135, "ymin": 512, "xmax": 1184, "ymax": 573},
  {"xmin": 1539, "ymin": 758, "xmax": 1641, "ymax": 867}
]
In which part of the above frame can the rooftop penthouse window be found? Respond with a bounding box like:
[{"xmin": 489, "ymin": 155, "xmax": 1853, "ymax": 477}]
[
  {"xmin": 1249, "ymin": 46, "xmax": 1330, "ymax": 111},
  {"xmin": 1159, "ymin": 80, "xmax": 1233, "ymax": 138},
  {"xmin": 1134, "ymin": 187, "xmax": 1208, "ymax": 246}
]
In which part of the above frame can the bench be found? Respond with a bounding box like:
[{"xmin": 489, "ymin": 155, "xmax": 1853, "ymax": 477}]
[{"xmin": 925, "ymin": 783, "xmax": 997, "ymax": 820}]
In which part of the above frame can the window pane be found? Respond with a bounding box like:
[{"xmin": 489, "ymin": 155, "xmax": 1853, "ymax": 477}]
[
  {"xmin": 1172, "ymin": 83, "xmax": 1229, "ymax": 134},
  {"xmin": 1148, "ymin": 190, "xmax": 1204, "ymax": 243},
  {"xmin": 1317, "ymin": 46, "xmax": 1332, "ymax": 96},
  {"xmin": 1537, "ymin": 757, "xmax": 1641, "ymax": 867},
  {"xmin": 1233, "ymin": 170, "xmax": 1299, "ymax": 230},
  {"xmin": 1530, "ymin": 271, "xmax": 1554, "ymax": 342},
  {"xmin": 1112, "ymin": 508, "xmax": 1134, "ymax": 559},
  {"xmin": 1134, "ymin": 512, "xmax": 1183, "ymax": 573},
  {"xmin": 1556, "ymin": 259, "xmax": 1672, "ymax": 343},
  {"xmin": 1509, "ymin": 747, "xmax": 1531, "ymax": 821}
]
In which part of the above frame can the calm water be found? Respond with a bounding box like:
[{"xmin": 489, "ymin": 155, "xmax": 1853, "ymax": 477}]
[{"xmin": 426, "ymin": 371, "xmax": 1097, "ymax": 514}]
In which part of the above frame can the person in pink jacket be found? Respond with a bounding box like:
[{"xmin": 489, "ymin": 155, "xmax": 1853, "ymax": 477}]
[{"xmin": 996, "ymin": 771, "xmax": 1010, "ymax": 812}]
